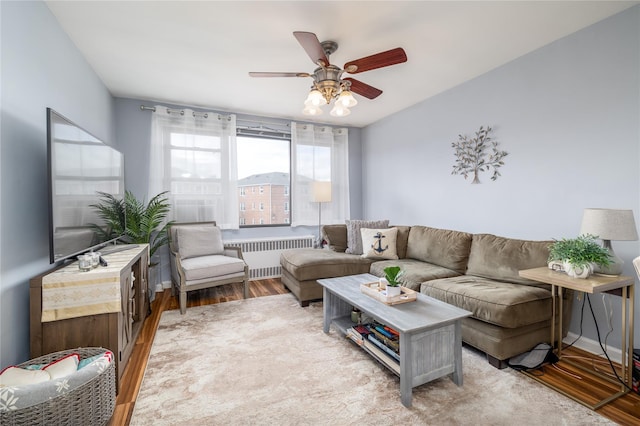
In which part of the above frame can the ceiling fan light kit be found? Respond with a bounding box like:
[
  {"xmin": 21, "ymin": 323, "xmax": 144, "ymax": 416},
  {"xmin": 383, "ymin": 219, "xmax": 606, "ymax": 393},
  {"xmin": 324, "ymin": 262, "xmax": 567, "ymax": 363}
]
[{"xmin": 250, "ymin": 31, "xmax": 407, "ymax": 118}]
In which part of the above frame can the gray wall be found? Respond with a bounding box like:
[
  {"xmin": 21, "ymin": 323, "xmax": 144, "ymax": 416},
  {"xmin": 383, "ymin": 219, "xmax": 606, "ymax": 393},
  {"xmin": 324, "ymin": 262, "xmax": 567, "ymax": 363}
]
[
  {"xmin": 1, "ymin": 2, "xmax": 115, "ymax": 367},
  {"xmin": 362, "ymin": 7, "xmax": 640, "ymax": 348}
]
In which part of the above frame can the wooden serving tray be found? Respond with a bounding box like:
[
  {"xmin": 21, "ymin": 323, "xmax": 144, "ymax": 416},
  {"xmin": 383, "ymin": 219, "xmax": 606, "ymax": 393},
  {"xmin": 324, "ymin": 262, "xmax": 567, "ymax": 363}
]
[{"xmin": 360, "ymin": 282, "xmax": 417, "ymax": 305}]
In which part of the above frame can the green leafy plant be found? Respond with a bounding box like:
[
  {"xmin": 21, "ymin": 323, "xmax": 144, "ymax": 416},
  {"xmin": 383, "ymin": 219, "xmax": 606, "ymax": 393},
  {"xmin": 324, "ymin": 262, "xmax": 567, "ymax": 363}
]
[
  {"xmin": 548, "ymin": 234, "xmax": 611, "ymax": 268},
  {"xmin": 91, "ymin": 190, "xmax": 173, "ymax": 260},
  {"xmin": 383, "ymin": 266, "xmax": 404, "ymax": 287}
]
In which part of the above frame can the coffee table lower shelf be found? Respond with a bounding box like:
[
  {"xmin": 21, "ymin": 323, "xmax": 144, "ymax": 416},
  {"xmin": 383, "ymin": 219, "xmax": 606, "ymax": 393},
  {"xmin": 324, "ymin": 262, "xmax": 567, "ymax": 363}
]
[{"xmin": 332, "ymin": 316, "xmax": 401, "ymax": 376}]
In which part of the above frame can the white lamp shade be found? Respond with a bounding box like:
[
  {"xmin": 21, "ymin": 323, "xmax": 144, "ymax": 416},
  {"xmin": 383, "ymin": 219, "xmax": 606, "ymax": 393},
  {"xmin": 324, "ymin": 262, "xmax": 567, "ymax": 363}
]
[
  {"xmin": 580, "ymin": 208, "xmax": 638, "ymax": 241},
  {"xmin": 311, "ymin": 181, "xmax": 332, "ymax": 203},
  {"xmin": 302, "ymin": 105, "xmax": 323, "ymax": 116},
  {"xmin": 337, "ymin": 90, "xmax": 357, "ymax": 108},
  {"xmin": 305, "ymin": 89, "xmax": 324, "ymax": 107},
  {"xmin": 330, "ymin": 104, "xmax": 350, "ymax": 117}
]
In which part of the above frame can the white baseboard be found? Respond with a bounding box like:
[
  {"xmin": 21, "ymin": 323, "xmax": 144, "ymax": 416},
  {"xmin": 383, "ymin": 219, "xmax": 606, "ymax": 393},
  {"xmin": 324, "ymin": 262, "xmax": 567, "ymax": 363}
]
[{"xmin": 563, "ymin": 332, "xmax": 623, "ymax": 364}]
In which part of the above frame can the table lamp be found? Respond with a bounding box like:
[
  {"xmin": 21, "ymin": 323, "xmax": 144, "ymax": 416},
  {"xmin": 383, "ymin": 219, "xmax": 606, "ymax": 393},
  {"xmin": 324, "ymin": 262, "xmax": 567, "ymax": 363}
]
[
  {"xmin": 580, "ymin": 208, "xmax": 638, "ymax": 275},
  {"xmin": 311, "ymin": 181, "xmax": 332, "ymax": 248}
]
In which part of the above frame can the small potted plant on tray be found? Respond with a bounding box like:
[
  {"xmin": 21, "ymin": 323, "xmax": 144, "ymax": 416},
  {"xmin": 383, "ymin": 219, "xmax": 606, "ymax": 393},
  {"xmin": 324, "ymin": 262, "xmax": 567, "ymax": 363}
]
[
  {"xmin": 381, "ymin": 266, "xmax": 404, "ymax": 296},
  {"xmin": 548, "ymin": 234, "xmax": 611, "ymax": 279}
]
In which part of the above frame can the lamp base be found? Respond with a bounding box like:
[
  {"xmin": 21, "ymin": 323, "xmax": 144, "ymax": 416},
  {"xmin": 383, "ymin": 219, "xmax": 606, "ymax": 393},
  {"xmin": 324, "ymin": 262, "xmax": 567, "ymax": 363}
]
[{"xmin": 593, "ymin": 240, "xmax": 624, "ymax": 275}]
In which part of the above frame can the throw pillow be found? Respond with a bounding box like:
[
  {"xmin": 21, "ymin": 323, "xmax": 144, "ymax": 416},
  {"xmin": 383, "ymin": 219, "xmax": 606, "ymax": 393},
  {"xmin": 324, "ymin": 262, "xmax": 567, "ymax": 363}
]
[
  {"xmin": 178, "ymin": 225, "xmax": 225, "ymax": 260},
  {"xmin": 322, "ymin": 224, "xmax": 348, "ymax": 252},
  {"xmin": 0, "ymin": 366, "xmax": 50, "ymax": 386},
  {"xmin": 43, "ymin": 352, "xmax": 80, "ymax": 380},
  {"xmin": 345, "ymin": 219, "xmax": 389, "ymax": 255},
  {"xmin": 361, "ymin": 227, "xmax": 399, "ymax": 260}
]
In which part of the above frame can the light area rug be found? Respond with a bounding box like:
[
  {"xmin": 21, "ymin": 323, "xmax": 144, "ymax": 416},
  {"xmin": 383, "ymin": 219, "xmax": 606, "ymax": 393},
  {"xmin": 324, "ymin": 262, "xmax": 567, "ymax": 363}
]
[{"xmin": 131, "ymin": 294, "xmax": 613, "ymax": 425}]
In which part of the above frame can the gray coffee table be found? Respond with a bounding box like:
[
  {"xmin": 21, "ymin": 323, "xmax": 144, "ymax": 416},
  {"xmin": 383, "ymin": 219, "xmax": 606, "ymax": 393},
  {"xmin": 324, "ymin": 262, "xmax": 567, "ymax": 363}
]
[{"xmin": 317, "ymin": 273, "xmax": 471, "ymax": 407}]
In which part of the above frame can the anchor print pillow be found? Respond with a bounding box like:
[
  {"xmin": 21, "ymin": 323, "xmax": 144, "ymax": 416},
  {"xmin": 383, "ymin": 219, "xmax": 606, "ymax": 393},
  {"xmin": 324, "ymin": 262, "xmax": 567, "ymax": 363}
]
[{"xmin": 360, "ymin": 227, "xmax": 399, "ymax": 260}]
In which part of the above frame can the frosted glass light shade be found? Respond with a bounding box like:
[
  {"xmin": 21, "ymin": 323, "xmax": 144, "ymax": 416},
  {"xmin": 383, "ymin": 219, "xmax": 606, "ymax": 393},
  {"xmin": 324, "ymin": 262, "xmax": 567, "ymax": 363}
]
[
  {"xmin": 302, "ymin": 105, "xmax": 322, "ymax": 115},
  {"xmin": 305, "ymin": 89, "xmax": 324, "ymax": 107},
  {"xmin": 330, "ymin": 104, "xmax": 350, "ymax": 117},
  {"xmin": 337, "ymin": 90, "xmax": 357, "ymax": 108}
]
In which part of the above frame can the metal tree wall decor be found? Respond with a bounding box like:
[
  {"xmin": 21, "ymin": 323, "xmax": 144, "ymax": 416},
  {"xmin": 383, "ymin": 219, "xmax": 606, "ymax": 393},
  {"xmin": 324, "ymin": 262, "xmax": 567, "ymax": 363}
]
[{"xmin": 451, "ymin": 125, "xmax": 508, "ymax": 184}]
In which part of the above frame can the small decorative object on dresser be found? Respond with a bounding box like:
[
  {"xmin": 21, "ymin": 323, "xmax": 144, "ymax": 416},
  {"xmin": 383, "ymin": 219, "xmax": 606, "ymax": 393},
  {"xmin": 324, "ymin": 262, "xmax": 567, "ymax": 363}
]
[{"xmin": 547, "ymin": 234, "xmax": 611, "ymax": 279}]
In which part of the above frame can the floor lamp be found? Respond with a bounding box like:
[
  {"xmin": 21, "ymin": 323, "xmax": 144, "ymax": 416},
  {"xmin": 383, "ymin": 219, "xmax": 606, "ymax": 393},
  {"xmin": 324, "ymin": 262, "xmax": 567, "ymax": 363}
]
[
  {"xmin": 312, "ymin": 181, "xmax": 332, "ymax": 248},
  {"xmin": 580, "ymin": 208, "xmax": 638, "ymax": 275}
]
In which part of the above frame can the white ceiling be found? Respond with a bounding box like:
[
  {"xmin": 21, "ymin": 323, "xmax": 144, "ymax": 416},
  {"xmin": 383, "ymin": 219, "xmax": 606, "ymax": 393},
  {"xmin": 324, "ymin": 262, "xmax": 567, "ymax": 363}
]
[{"xmin": 45, "ymin": 1, "xmax": 637, "ymax": 128}]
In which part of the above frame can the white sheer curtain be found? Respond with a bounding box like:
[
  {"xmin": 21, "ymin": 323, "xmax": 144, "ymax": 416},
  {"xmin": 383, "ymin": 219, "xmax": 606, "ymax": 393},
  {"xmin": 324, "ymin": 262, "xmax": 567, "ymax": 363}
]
[
  {"xmin": 290, "ymin": 122, "xmax": 350, "ymax": 227},
  {"xmin": 149, "ymin": 106, "xmax": 239, "ymax": 229}
]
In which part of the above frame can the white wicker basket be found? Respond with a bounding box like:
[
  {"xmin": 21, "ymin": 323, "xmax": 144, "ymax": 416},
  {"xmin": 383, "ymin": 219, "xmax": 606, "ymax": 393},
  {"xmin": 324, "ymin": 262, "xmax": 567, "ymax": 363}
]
[{"xmin": 0, "ymin": 347, "xmax": 116, "ymax": 426}]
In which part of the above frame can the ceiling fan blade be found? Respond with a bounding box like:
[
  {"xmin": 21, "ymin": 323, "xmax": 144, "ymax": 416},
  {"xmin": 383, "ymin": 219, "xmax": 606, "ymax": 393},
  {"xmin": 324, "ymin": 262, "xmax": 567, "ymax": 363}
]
[
  {"xmin": 343, "ymin": 78, "xmax": 383, "ymax": 99},
  {"xmin": 293, "ymin": 31, "xmax": 329, "ymax": 67},
  {"xmin": 249, "ymin": 72, "xmax": 310, "ymax": 78},
  {"xmin": 344, "ymin": 48, "xmax": 407, "ymax": 74}
]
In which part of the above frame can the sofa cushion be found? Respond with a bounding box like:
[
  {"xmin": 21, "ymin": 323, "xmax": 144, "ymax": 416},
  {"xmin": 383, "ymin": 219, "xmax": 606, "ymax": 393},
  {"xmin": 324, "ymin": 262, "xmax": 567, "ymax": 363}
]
[
  {"xmin": 280, "ymin": 248, "xmax": 374, "ymax": 281},
  {"xmin": 322, "ymin": 224, "xmax": 348, "ymax": 252},
  {"xmin": 466, "ymin": 233, "xmax": 552, "ymax": 286},
  {"xmin": 345, "ymin": 219, "xmax": 389, "ymax": 255},
  {"xmin": 361, "ymin": 227, "xmax": 399, "ymax": 260},
  {"xmin": 421, "ymin": 275, "xmax": 553, "ymax": 328},
  {"xmin": 406, "ymin": 226, "xmax": 472, "ymax": 273},
  {"xmin": 177, "ymin": 226, "xmax": 224, "ymax": 260},
  {"xmin": 180, "ymin": 255, "xmax": 245, "ymax": 281},
  {"xmin": 392, "ymin": 225, "xmax": 411, "ymax": 259},
  {"xmin": 369, "ymin": 259, "xmax": 461, "ymax": 291}
]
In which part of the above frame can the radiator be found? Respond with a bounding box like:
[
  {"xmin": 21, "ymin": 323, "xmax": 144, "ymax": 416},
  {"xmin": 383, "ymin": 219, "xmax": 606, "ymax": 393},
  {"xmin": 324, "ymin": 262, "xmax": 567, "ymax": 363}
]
[{"xmin": 224, "ymin": 235, "xmax": 314, "ymax": 280}]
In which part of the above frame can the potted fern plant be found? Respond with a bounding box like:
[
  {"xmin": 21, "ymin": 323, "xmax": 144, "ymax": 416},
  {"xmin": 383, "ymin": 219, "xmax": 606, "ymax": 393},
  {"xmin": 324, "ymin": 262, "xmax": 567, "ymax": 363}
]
[
  {"xmin": 548, "ymin": 234, "xmax": 611, "ymax": 279},
  {"xmin": 91, "ymin": 191, "xmax": 173, "ymax": 299},
  {"xmin": 91, "ymin": 190, "xmax": 173, "ymax": 260}
]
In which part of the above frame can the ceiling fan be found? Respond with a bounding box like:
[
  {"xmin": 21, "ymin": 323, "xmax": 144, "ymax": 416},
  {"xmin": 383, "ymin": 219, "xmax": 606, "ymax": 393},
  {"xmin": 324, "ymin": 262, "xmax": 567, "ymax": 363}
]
[{"xmin": 249, "ymin": 31, "xmax": 407, "ymax": 117}]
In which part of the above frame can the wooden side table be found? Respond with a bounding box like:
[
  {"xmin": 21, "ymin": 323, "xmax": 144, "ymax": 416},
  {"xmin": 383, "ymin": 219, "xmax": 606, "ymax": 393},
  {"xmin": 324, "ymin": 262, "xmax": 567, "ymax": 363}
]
[{"xmin": 519, "ymin": 266, "xmax": 634, "ymax": 409}]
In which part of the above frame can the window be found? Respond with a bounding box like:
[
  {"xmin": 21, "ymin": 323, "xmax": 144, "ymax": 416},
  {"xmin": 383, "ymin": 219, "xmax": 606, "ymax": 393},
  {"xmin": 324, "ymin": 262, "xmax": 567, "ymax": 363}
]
[
  {"xmin": 237, "ymin": 135, "xmax": 290, "ymax": 227},
  {"xmin": 149, "ymin": 109, "xmax": 238, "ymax": 228},
  {"xmin": 240, "ymin": 187, "xmax": 245, "ymax": 196},
  {"xmin": 284, "ymin": 201, "xmax": 289, "ymax": 212},
  {"xmin": 240, "ymin": 202, "xmax": 245, "ymax": 211}
]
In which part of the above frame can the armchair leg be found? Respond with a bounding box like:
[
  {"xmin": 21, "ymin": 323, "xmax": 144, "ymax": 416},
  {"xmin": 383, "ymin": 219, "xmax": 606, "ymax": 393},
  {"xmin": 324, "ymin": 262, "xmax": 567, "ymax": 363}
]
[
  {"xmin": 243, "ymin": 279, "xmax": 249, "ymax": 299},
  {"xmin": 179, "ymin": 289, "xmax": 187, "ymax": 314}
]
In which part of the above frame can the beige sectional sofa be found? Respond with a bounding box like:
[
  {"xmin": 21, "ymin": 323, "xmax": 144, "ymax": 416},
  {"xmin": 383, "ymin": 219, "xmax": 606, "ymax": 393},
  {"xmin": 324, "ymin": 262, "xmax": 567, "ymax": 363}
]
[{"xmin": 280, "ymin": 223, "xmax": 573, "ymax": 367}]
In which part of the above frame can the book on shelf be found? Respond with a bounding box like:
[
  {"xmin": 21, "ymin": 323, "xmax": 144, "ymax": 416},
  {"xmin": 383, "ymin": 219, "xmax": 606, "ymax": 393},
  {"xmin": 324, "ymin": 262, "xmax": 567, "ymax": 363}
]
[
  {"xmin": 369, "ymin": 327, "xmax": 400, "ymax": 353},
  {"xmin": 367, "ymin": 334, "xmax": 401, "ymax": 363},
  {"xmin": 362, "ymin": 339, "xmax": 400, "ymax": 374},
  {"xmin": 345, "ymin": 327, "xmax": 364, "ymax": 346}
]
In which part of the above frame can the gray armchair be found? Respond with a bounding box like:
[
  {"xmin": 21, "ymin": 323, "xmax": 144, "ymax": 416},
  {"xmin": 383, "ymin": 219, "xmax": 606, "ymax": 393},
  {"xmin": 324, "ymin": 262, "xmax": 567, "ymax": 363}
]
[{"xmin": 169, "ymin": 221, "xmax": 249, "ymax": 314}]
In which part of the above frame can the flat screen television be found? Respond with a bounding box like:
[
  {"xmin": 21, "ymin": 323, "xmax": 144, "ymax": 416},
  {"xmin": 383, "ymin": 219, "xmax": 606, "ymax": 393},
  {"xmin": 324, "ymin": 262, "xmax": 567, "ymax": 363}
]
[{"xmin": 47, "ymin": 108, "xmax": 125, "ymax": 263}]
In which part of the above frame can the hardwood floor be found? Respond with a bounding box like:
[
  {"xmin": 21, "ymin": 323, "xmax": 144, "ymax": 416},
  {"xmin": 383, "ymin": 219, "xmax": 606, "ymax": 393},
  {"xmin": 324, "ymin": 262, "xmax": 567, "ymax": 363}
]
[{"xmin": 110, "ymin": 278, "xmax": 640, "ymax": 426}]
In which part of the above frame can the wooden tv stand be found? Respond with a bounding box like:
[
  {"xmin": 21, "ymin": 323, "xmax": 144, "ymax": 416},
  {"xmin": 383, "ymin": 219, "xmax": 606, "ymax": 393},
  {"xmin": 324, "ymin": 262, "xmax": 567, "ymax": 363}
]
[{"xmin": 30, "ymin": 244, "xmax": 149, "ymax": 392}]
